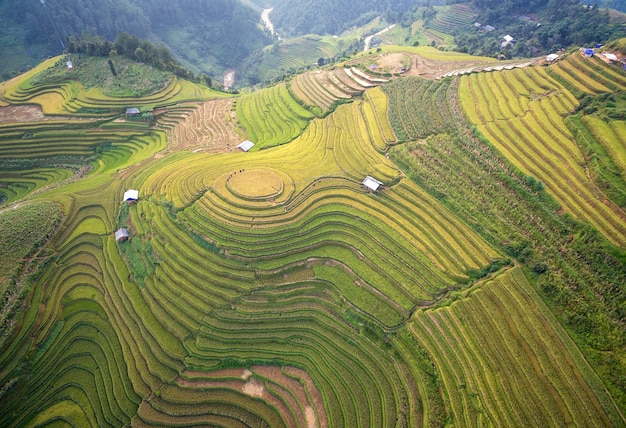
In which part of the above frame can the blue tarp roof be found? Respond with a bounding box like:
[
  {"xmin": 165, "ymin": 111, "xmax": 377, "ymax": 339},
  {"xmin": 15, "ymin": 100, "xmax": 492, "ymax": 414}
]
[{"xmin": 583, "ymin": 49, "xmax": 595, "ymax": 56}]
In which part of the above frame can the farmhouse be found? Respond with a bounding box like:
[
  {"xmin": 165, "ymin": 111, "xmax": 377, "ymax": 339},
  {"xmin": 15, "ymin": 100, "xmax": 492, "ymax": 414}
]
[
  {"xmin": 126, "ymin": 107, "xmax": 141, "ymax": 116},
  {"xmin": 501, "ymin": 35, "xmax": 516, "ymax": 49},
  {"xmin": 602, "ymin": 53, "xmax": 618, "ymax": 63},
  {"xmin": 581, "ymin": 48, "xmax": 595, "ymax": 57},
  {"xmin": 123, "ymin": 189, "xmax": 139, "ymax": 203},
  {"xmin": 115, "ymin": 228, "xmax": 130, "ymax": 242},
  {"xmin": 362, "ymin": 175, "xmax": 383, "ymax": 192},
  {"xmin": 237, "ymin": 140, "xmax": 255, "ymax": 152},
  {"xmin": 546, "ymin": 53, "xmax": 559, "ymax": 62},
  {"xmin": 66, "ymin": 61, "xmax": 73, "ymax": 69}
]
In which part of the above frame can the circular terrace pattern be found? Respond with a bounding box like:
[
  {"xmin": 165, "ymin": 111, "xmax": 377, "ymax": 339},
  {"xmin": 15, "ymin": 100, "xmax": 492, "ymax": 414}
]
[{"xmin": 227, "ymin": 168, "xmax": 284, "ymax": 200}]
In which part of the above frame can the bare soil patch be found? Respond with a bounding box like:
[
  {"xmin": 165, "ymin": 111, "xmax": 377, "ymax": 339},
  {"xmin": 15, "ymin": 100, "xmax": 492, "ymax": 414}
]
[
  {"xmin": 0, "ymin": 104, "xmax": 92, "ymax": 123},
  {"xmin": 375, "ymin": 52, "xmax": 411, "ymax": 73},
  {"xmin": 179, "ymin": 365, "xmax": 327, "ymax": 428}
]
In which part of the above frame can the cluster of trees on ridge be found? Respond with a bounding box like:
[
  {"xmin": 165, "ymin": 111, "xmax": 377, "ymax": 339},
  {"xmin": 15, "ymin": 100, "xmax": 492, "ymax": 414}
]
[
  {"xmin": 1, "ymin": 0, "xmax": 270, "ymax": 75},
  {"xmin": 66, "ymin": 33, "xmax": 213, "ymax": 87},
  {"xmin": 426, "ymin": 0, "xmax": 622, "ymax": 57}
]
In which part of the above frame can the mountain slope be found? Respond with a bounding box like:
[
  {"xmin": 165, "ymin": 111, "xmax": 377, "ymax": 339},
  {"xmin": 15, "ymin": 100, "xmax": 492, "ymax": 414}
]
[
  {"xmin": 269, "ymin": 0, "xmax": 420, "ymax": 37},
  {"xmin": 0, "ymin": 0, "xmax": 270, "ymax": 79}
]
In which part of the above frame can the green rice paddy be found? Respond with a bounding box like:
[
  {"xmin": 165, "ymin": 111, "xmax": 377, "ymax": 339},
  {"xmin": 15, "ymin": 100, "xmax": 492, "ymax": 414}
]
[{"xmin": 0, "ymin": 48, "xmax": 625, "ymax": 427}]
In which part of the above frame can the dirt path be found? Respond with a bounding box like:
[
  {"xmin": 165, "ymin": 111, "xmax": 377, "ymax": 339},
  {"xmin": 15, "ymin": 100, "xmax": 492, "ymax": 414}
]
[{"xmin": 363, "ymin": 24, "xmax": 396, "ymax": 51}]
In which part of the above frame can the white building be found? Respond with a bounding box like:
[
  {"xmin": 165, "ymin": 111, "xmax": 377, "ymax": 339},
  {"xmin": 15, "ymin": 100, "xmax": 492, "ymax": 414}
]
[
  {"xmin": 362, "ymin": 176, "xmax": 383, "ymax": 192},
  {"xmin": 237, "ymin": 140, "xmax": 255, "ymax": 152}
]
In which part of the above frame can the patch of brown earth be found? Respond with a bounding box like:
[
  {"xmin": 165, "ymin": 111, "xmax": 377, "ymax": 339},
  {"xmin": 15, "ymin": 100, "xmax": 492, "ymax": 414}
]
[
  {"xmin": 0, "ymin": 104, "xmax": 94, "ymax": 123},
  {"xmin": 179, "ymin": 365, "xmax": 327, "ymax": 428}
]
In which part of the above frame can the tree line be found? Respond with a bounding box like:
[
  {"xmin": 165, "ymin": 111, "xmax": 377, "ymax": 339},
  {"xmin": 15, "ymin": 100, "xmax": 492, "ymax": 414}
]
[
  {"xmin": 3, "ymin": 0, "xmax": 270, "ymax": 77},
  {"xmin": 269, "ymin": 0, "xmax": 423, "ymax": 37},
  {"xmin": 66, "ymin": 33, "xmax": 211, "ymax": 86},
  {"xmin": 446, "ymin": 0, "xmax": 621, "ymax": 57}
]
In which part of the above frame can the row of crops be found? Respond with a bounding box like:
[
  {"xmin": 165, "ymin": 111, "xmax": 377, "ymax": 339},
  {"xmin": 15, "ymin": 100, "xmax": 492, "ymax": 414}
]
[
  {"xmin": 413, "ymin": 267, "xmax": 614, "ymax": 427},
  {"xmin": 386, "ymin": 74, "xmax": 626, "ymax": 426},
  {"xmin": 427, "ymin": 4, "xmax": 477, "ymax": 36},
  {"xmin": 158, "ymin": 99, "xmax": 244, "ymax": 152},
  {"xmin": 236, "ymin": 82, "xmax": 315, "ymax": 149},
  {"xmin": 1, "ymin": 48, "xmax": 625, "ymax": 427},
  {"xmin": 459, "ymin": 62, "xmax": 626, "ymax": 247},
  {"xmin": 253, "ymin": 35, "xmax": 345, "ymax": 83}
]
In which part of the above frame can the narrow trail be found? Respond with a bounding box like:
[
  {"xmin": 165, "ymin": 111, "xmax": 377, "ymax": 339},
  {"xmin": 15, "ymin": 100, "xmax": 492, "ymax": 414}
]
[{"xmin": 363, "ymin": 24, "xmax": 396, "ymax": 51}]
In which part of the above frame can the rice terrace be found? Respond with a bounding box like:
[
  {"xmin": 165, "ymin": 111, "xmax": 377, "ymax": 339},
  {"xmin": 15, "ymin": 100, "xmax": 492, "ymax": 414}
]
[{"xmin": 1, "ymin": 40, "xmax": 626, "ymax": 428}]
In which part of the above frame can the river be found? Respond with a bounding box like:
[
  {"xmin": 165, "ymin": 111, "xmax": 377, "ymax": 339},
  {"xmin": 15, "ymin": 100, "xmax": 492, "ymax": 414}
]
[
  {"xmin": 261, "ymin": 8, "xmax": 280, "ymax": 39},
  {"xmin": 223, "ymin": 8, "xmax": 279, "ymax": 88}
]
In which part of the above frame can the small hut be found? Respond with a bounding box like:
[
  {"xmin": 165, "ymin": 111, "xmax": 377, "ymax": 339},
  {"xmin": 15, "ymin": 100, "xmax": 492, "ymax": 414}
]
[
  {"xmin": 115, "ymin": 228, "xmax": 130, "ymax": 242},
  {"xmin": 237, "ymin": 140, "xmax": 255, "ymax": 152},
  {"xmin": 123, "ymin": 189, "xmax": 139, "ymax": 203},
  {"xmin": 126, "ymin": 107, "xmax": 141, "ymax": 116},
  {"xmin": 581, "ymin": 48, "xmax": 595, "ymax": 57},
  {"xmin": 546, "ymin": 54, "xmax": 559, "ymax": 62},
  {"xmin": 362, "ymin": 175, "xmax": 383, "ymax": 192},
  {"xmin": 602, "ymin": 53, "xmax": 618, "ymax": 64}
]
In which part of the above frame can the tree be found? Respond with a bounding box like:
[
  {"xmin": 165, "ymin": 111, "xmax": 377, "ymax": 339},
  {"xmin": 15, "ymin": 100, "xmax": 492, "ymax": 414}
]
[{"xmin": 134, "ymin": 47, "xmax": 146, "ymax": 62}]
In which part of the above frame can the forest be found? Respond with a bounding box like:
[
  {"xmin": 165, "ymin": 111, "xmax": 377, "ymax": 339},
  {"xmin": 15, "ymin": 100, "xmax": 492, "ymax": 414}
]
[
  {"xmin": 0, "ymin": 0, "xmax": 270, "ymax": 76},
  {"xmin": 440, "ymin": 0, "xmax": 622, "ymax": 57},
  {"xmin": 269, "ymin": 0, "xmax": 423, "ymax": 37}
]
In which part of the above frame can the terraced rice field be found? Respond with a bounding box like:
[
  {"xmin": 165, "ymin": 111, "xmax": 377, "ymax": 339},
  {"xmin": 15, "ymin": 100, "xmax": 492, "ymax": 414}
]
[
  {"xmin": 159, "ymin": 99, "xmax": 244, "ymax": 153},
  {"xmin": 582, "ymin": 115, "xmax": 626, "ymax": 177},
  {"xmin": 1, "ymin": 49, "xmax": 625, "ymax": 428},
  {"xmin": 459, "ymin": 65, "xmax": 626, "ymax": 247},
  {"xmin": 412, "ymin": 267, "xmax": 618, "ymax": 427},
  {"xmin": 290, "ymin": 67, "xmax": 389, "ymax": 115},
  {"xmin": 236, "ymin": 82, "xmax": 315, "ymax": 148},
  {"xmin": 547, "ymin": 53, "xmax": 626, "ymax": 95},
  {"xmin": 254, "ymin": 35, "xmax": 346, "ymax": 83},
  {"xmin": 427, "ymin": 4, "xmax": 477, "ymax": 35}
]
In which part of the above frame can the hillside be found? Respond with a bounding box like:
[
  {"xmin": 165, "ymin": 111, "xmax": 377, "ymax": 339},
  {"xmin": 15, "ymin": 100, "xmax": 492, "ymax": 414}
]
[
  {"xmin": 0, "ymin": 46, "xmax": 625, "ymax": 427},
  {"xmin": 0, "ymin": 0, "xmax": 270, "ymax": 80}
]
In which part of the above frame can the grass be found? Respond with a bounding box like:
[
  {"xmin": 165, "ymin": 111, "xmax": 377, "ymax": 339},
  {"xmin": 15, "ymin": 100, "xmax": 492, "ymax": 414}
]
[
  {"xmin": 0, "ymin": 201, "xmax": 62, "ymax": 348},
  {"xmin": 32, "ymin": 55, "xmax": 172, "ymax": 98}
]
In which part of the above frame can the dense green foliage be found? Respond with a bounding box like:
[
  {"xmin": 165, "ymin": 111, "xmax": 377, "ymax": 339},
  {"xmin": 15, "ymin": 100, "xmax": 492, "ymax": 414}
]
[
  {"xmin": 0, "ymin": 201, "xmax": 62, "ymax": 346},
  {"xmin": 65, "ymin": 33, "xmax": 195, "ymax": 81},
  {"xmin": 0, "ymin": 0, "xmax": 270, "ymax": 79},
  {"xmin": 270, "ymin": 0, "xmax": 418, "ymax": 37},
  {"xmin": 604, "ymin": 0, "xmax": 626, "ymax": 12},
  {"xmin": 436, "ymin": 0, "xmax": 621, "ymax": 58}
]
